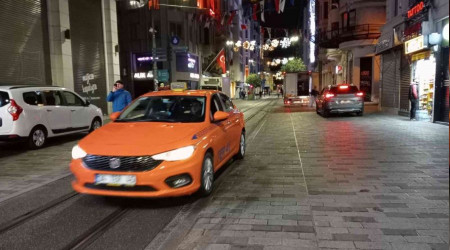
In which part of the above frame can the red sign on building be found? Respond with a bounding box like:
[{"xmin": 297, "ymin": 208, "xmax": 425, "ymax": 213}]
[{"xmin": 407, "ymin": 1, "xmax": 425, "ymax": 19}]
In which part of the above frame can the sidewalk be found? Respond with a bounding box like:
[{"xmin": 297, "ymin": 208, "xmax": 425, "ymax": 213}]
[{"xmin": 173, "ymin": 104, "xmax": 449, "ymax": 250}]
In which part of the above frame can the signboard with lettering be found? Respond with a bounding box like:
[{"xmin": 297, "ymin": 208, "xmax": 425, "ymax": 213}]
[
  {"xmin": 175, "ymin": 53, "xmax": 199, "ymax": 73},
  {"xmin": 405, "ymin": 35, "xmax": 427, "ymax": 54}
]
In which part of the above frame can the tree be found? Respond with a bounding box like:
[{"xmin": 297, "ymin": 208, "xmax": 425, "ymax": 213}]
[
  {"xmin": 280, "ymin": 58, "xmax": 307, "ymax": 73},
  {"xmin": 202, "ymin": 53, "xmax": 223, "ymax": 76},
  {"xmin": 246, "ymin": 73, "xmax": 261, "ymax": 88}
]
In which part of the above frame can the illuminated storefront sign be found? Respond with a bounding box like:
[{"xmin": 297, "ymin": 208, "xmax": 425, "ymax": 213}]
[
  {"xmin": 405, "ymin": 35, "xmax": 427, "ymax": 54},
  {"xmin": 189, "ymin": 73, "xmax": 200, "ymax": 79},
  {"xmin": 309, "ymin": 0, "xmax": 316, "ymax": 63},
  {"xmin": 407, "ymin": 1, "xmax": 425, "ymax": 19},
  {"xmin": 134, "ymin": 72, "xmax": 154, "ymax": 79},
  {"xmin": 176, "ymin": 53, "xmax": 199, "ymax": 73}
]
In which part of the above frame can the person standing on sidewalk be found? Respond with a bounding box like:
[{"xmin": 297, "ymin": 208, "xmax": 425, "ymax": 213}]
[
  {"xmin": 107, "ymin": 80, "xmax": 132, "ymax": 113},
  {"xmin": 409, "ymin": 80, "xmax": 419, "ymax": 120},
  {"xmin": 309, "ymin": 86, "xmax": 319, "ymax": 107}
]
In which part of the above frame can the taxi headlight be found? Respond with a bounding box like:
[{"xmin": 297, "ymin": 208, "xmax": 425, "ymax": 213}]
[
  {"xmin": 152, "ymin": 146, "xmax": 195, "ymax": 161},
  {"xmin": 72, "ymin": 145, "xmax": 87, "ymax": 160}
]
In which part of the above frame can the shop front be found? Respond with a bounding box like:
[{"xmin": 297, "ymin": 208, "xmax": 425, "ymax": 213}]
[
  {"xmin": 131, "ymin": 53, "xmax": 163, "ymax": 98},
  {"xmin": 407, "ymin": 47, "xmax": 436, "ymax": 120}
]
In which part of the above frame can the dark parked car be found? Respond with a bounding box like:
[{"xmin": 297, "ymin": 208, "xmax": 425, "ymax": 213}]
[{"xmin": 316, "ymin": 84, "xmax": 364, "ymax": 117}]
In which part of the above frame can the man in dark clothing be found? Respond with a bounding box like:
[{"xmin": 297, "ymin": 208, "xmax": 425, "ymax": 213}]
[
  {"xmin": 310, "ymin": 86, "xmax": 319, "ymax": 107},
  {"xmin": 409, "ymin": 81, "xmax": 419, "ymax": 120},
  {"xmin": 107, "ymin": 80, "xmax": 132, "ymax": 113}
]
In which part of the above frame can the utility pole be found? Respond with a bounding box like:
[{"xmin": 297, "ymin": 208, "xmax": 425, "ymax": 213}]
[{"xmin": 151, "ymin": 11, "xmax": 158, "ymax": 91}]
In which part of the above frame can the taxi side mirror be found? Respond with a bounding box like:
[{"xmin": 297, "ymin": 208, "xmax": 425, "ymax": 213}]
[
  {"xmin": 213, "ymin": 111, "xmax": 229, "ymax": 122},
  {"xmin": 109, "ymin": 112, "xmax": 121, "ymax": 122}
]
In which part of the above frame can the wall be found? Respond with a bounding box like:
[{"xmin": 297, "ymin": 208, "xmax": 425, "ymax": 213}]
[{"xmin": 47, "ymin": 0, "xmax": 74, "ymax": 88}]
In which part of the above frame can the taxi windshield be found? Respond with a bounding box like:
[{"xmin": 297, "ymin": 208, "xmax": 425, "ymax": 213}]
[{"xmin": 116, "ymin": 96, "xmax": 206, "ymax": 123}]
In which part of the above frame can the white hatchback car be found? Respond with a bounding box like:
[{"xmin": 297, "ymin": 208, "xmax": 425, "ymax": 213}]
[{"xmin": 0, "ymin": 86, "xmax": 103, "ymax": 149}]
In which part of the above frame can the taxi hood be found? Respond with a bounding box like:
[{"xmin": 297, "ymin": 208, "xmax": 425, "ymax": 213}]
[{"xmin": 79, "ymin": 122, "xmax": 207, "ymax": 156}]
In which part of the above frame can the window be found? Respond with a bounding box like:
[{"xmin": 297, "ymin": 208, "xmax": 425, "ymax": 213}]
[
  {"xmin": 324, "ymin": 2, "xmax": 329, "ymax": 19},
  {"xmin": 23, "ymin": 91, "xmax": 44, "ymax": 106},
  {"xmin": 219, "ymin": 93, "xmax": 234, "ymax": 112},
  {"xmin": 210, "ymin": 94, "xmax": 224, "ymax": 120},
  {"xmin": 117, "ymin": 96, "xmax": 206, "ymax": 123},
  {"xmin": 331, "ymin": 0, "xmax": 339, "ymax": 9},
  {"xmin": 0, "ymin": 91, "xmax": 10, "ymax": 107},
  {"xmin": 330, "ymin": 86, "xmax": 359, "ymax": 94},
  {"xmin": 394, "ymin": 0, "xmax": 398, "ymax": 16},
  {"xmin": 62, "ymin": 91, "xmax": 84, "ymax": 106},
  {"xmin": 342, "ymin": 10, "xmax": 356, "ymax": 31},
  {"xmin": 169, "ymin": 22, "xmax": 184, "ymax": 41},
  {"xmin": 43, "ymin": 91, "xmax": 63, "ymax": 106}
]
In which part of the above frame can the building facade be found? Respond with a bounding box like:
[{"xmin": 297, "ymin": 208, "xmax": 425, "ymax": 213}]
[
  {"xmin": 317, "ymin": 0, "xmax": 385, "ymax": 103},
  {"xmin": 376, "ymin": 0, "xmax": 449, "ymax": 123},
  {"xmin": 0, "ymin": 0, "xmax": 119, "ymax": 114}
]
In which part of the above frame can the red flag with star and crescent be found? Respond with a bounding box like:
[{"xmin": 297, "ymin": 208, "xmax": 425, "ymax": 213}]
[{"xmin": 217, "ymin": 50, "xmax": 226, "ymax": 73}]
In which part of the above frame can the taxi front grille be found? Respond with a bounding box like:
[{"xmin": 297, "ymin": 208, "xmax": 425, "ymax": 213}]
[{"xmin": 83, "ymin": 155, "xmax": 162, "ymax": 172}]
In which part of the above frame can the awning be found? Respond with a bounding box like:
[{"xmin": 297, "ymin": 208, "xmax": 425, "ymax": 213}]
[{"xmin": 375, "ymin": 31, "xmax": 394, "ymax": 55}]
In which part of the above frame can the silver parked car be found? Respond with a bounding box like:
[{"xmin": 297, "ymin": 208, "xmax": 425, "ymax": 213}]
[{"xmin": 316, "ymin": 84, "xmax": 364, "ymax": 117}]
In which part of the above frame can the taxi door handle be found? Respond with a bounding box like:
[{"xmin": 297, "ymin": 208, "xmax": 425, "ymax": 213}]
[
  {"xmin": 70, "ymin": 109, "xmax": 76, "ymax": 112},
  {"xmin": 46, "ymin": 110, "xmax": 52, "ymax": 112}
]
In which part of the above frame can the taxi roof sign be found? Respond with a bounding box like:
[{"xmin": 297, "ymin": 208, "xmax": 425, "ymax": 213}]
[{"xmin": 171, "ymin": 82, "xmax": 188, "ymax": 91}]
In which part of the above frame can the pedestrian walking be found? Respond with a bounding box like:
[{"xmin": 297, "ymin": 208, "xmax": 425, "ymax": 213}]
[
  {"xmin": 259, "ymin": 91, "xmax": 263, "ymax": 99},
  {"xmin": 280, "ymin": 88, "xmax": 283, "ymax": 97},
  {"xmin": 107, "ymin": 80, "xmax": 132, "ymax": 113},
  {"xmin": 309, "ymin": 86, "xmax": 319, "ymax": 107},
  {"xmin": 409, "ymin": 80, "xmax": 419, "ymax": 120}
]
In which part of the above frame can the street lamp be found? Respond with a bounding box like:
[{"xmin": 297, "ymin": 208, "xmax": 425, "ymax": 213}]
[{"xmin": 149, "ymin": 20, "xmax": 158, "ymax": 91}]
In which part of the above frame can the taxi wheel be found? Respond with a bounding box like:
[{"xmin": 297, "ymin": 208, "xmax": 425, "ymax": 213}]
[
  {"xmin": 198, "ymin": 153, "xmax": 214, "ymax": 196},
  {"xmin": 235, "ymin": 131, "xmax": 245, "ymax": 160}
]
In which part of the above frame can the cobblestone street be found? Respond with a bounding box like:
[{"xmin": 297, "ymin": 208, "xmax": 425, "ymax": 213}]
[{"xmin": 175, "ymin": 101, "xmax": 449, "ymax": 250}]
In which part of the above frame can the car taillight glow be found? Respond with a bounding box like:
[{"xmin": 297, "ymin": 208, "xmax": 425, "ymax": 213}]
[
  {"xmin": 356, "ymin": 92, "xmax": 364, "ymax": 97},
  {"xmin": 7, "ymin": 99, "xmax": 23, "ymax": 121},
  {"xmin": 339, "ymin": 85, "xmax": 349, "ymax": 89},
  {"xmin": 325, "ymin": 93, "xmax": 335, "ymax": 99}
]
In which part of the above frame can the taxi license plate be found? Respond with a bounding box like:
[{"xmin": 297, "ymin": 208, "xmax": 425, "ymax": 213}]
[
  {"xmin": 340, "ymin": 100, "xmax": 352, "ymax": 104},
  {"xmin": 95, "ymin": 174, "xmax": 136, "ymax": 186}
]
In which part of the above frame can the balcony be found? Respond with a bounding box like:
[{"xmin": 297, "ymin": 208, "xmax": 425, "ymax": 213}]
[{"xmin": 318, "ymin": 24, "xmax": 383, "ymax": 48}]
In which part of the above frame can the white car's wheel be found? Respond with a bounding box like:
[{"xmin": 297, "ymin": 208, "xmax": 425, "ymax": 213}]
[{"xmin": 28, "ymin": 126, "xmax": 47, "ymax": 149}]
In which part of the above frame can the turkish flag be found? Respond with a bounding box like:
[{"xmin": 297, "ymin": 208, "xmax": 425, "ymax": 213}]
[{"xmin": 216, "ymin": 50, "xmax": 226, "ymax": 74}]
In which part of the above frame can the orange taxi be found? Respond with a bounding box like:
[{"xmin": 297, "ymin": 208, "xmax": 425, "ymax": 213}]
[{"xmin": 70, "ymin": 83, "xmax": 245, "ymax": 197}]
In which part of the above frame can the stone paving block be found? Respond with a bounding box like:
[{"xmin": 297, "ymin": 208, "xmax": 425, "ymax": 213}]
[
  {"xmin": 282, "ymin": 226, "xmax": 315, "ymax": 233},
  {"xmin": 265, "ymin": 232, "xmax": 299, "ymax": 239},
  {"xmin": 390, "ymin": 242, "xmax": 432, "ymax": 250},
  {"xmin": 251, "ymin": 225, "xmax": 282, "ymax": 232},
  {"xmin": 248, "ymin": 237, "xmax": 282, "ymax": 246},
  {"xmin": 267, "ymin": 219, "xmax": 298, "ymax": 226},
  {"xmin": 354, "ymin": 241, "xmax": 393, "ymax": 249},
  {"xmin": 381, "ymin": 229, "xmax": 418, "ymax": 236},
  {"xmin": 404, "ymin": 236, "xmax": 444, "ymax": 243},
  {"xmin": 203, "ymin": 244, "xmax": 231, "ymax": 250},
  {"xmin": 332, "ymin": 233, "xmax": 370, "ymax": 242},
  {"xmin": 318, "ymin": 240, "xmax": 356, "ymax": 249},
  {"xmin": 282, "ymin": 238, "xmax": 317, "ymax": 248},
  {"xmin": 427, "ymin": 243, "xmax": 450, "ymax": 250},
  {"xmin": 215, "ymin": 237, "xmax": 249, "ymax": 245}
]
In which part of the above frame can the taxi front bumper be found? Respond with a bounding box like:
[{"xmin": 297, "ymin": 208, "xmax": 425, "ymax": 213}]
[{"xmin": 70, "ymin": 155, "xmax": 204, "ymax": 198}]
